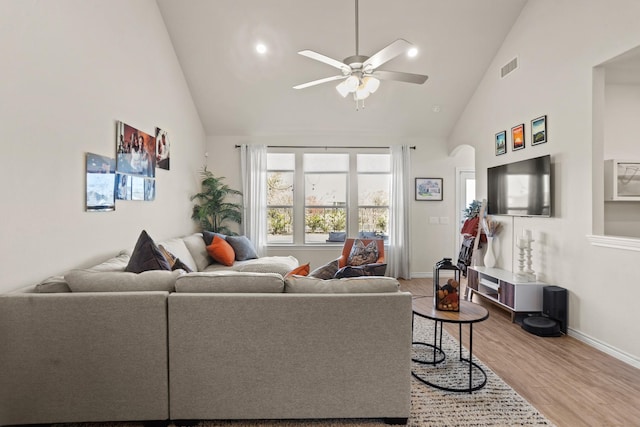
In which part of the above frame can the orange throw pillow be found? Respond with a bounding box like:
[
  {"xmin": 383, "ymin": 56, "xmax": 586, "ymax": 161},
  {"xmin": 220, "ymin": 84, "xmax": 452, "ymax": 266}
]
[
  {"xmin": 285, "ymin": 262, "xmax": 310, "ymax": 278},
  {"xmin": 206, "ymin": 235, "xmax": 236, "ymax": 266}
]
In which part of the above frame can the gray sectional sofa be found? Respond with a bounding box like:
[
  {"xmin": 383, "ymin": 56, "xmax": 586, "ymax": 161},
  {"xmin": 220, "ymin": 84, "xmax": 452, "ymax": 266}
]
[{"xmin": 0, "ymin": 232, "xmax": 413, "ymax": 426}]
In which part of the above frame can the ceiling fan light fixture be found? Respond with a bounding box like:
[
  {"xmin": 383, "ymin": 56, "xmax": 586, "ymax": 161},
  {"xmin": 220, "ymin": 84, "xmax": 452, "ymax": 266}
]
[
  {"xmin": 345, "ymin": 75, "xmax": 359, "ymax": 91},
  {"xmin": 336, "ymin": 81, "xmax": 351, "ymax": 97},
  {"xmin": 355, "ymin": 87, "xmax": 370, "ymax": 100},
  {"xmin": 363, "ymin": 76, "xmax": 380, "ymax": 93}
]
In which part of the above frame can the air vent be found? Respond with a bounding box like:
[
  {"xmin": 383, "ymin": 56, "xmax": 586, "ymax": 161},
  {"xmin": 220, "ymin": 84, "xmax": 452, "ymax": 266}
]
[{"xmin": 501, "ymin": 57, "xmax": 518, "ymax": 78}]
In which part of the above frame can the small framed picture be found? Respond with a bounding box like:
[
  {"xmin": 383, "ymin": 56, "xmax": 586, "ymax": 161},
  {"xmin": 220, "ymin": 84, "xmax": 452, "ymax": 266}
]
[
  {"xmin": 531, "ymin": 115, "xmax": 547, "ymax": 145},
  {"xmin": 495, "ymin": 130, "xmax": 507, "ymax": 155},
  {"xmin": 512, "ymin": 123, "xmax": 525, "ymax": 151},
  {"xmin": 415, "ymin": 178, "xmax": 443, "ymax": 201}
]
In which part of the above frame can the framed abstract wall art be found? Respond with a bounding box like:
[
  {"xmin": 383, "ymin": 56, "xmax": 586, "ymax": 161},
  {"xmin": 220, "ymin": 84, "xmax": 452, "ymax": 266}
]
[
  {"xmin": 495, "ymin": 130, "xmax": 506, "ymax": 155},
  {"xmin": 531, "ymin": 115, "xmax": 547, "ymax": 145},
  {"xmin": 512, "ymin": 123, "xmax": 525, "ymax": 151}
]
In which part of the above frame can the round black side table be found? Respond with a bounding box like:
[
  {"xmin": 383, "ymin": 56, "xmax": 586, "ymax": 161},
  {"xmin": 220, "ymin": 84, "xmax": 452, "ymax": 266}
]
[{"xmin": 412, "ymin": 298, "xmax": 489, "ymax": 393}]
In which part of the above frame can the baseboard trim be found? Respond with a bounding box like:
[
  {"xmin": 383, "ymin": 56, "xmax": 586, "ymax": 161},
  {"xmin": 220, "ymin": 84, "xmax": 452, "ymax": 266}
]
[
  {"xmin": 568, "ymin": 327, "xmax": 640, "ymax": 369},
  {"xmin": 410, "ymin": 271, "xmax": 457, "ymax": 279},
  {"xmin": 410, "ymin": 272, "xmax": 432, "ymax": 278}
]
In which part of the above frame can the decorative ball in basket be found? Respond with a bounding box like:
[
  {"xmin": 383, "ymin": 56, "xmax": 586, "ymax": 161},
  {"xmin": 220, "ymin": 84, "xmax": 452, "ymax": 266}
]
[{"xmin": 433, "ymin": 258, "xmax": 461, "ymax": 312}]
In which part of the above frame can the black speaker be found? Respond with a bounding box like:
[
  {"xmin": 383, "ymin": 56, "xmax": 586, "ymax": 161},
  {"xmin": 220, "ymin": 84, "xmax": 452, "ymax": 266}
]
[{"xmin": 543, "ymin": 285, "xmax": 567, "ymax": 334}]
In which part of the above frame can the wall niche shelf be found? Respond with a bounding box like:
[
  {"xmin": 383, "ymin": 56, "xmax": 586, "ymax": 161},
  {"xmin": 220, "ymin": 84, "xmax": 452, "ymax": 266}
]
[{"xmin": 604, "ymin": 159, "xmax": 640, "ymax": 201}]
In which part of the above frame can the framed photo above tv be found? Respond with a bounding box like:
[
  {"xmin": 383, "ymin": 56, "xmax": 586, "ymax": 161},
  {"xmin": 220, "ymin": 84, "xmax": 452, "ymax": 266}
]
[
  {"xmin": 512, "ymin": 123, "xmax": 525, "ymax": 151},
  {"xmin": 531, "ymin": 115, "xmax": 547, "ymax": 145},
  {"xmin": 415, "ymin": 178, "xmax": 443, "ymax": 201},
  {"xmin": 495, "ymin": 130, "xmax": 506, "ymax": 156}
]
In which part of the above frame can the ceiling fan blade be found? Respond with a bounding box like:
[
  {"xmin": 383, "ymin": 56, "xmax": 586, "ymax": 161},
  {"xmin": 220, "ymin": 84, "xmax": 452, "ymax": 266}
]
[
  {"xmin": 293, "ymin": 75, "xmax": 348, "ymax": 90},
  {"xmin": 298, "ymin": 50, "xmax": 350, "ymax": 71},
  {"xmin": 371, "ymin": 70, "xmax": 429, "ymax": 85},
  {"xmin": 363, "ymin": 39, "xmax": 412, "ymax": 70}
]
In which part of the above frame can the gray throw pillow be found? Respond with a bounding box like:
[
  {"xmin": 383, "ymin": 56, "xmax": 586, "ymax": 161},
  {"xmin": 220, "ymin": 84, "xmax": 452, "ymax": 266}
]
[
  {"xmin": 226, "ymin": 235, "xmax": 258, "ymax": 261},
  {"xmin": 202, "ymin": 230, "xmax": 227, "ymax": 246},
  {"xmin": 125, "ymin": 230, "xmax": 171, "ymax": 273},
  {"xmin": 308, "ymin": 259, "xmax": 339, "ymax": 280}
]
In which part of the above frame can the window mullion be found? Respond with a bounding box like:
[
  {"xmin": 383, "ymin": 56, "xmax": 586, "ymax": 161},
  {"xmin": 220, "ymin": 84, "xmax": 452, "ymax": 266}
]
[
  {"xmin": 294, "ymin": 152, "xmax": 305, "ymax": 245},
  {"xmin": 348, "ymin": 153, "xmax": 359, "ymax": 237}
]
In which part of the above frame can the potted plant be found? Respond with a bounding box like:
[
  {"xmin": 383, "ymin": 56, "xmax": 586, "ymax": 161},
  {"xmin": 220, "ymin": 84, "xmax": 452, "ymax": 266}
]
[{"xmin": 191, "ymin": 167, "xmax": 242, "ymax": 235}]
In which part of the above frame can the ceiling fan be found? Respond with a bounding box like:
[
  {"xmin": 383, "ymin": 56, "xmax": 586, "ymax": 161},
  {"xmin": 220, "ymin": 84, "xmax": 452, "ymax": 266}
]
[{"xmin": 293, "ymin": 0, "xmax": 429, "ymax": 109}]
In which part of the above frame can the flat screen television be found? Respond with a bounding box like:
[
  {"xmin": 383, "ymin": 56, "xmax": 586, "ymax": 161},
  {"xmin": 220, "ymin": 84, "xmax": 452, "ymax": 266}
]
[{"xmin": 487, "ymin": 155, "xmax": 551, "ymax": 217}]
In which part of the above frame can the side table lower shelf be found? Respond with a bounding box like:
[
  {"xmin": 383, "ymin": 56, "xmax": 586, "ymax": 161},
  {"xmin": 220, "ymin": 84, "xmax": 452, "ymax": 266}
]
[{"xmin": 411, "ymin": 299, "xmax": 489, "ymax": 393}]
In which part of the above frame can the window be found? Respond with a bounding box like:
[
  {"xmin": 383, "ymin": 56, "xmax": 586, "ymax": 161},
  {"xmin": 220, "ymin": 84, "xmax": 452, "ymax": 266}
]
[
  {"xmin": 266, "ymin": 150, "xmax": 391, "ymax": 245},
  {"xmin": 304, "ymin": 153, "xmax": 348, "ymax": 244},
  {"xmin": 267, "ymin": 153, "xmax": 294, "ymax": 244},
  {"xmin": 357, "ymin": 154, "xmax": 390, "ymax": 239}
]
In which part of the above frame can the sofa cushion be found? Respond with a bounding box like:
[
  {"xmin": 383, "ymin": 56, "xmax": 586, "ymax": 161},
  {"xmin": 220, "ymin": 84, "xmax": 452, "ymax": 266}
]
[
  {"xmin": 125, "ymin": 230, "xmax": 171, "ymax": 273},
  {"xmin": 182, "ymin": 233, "xmax": 210, "ymax": 271},
  {"xmin": 65, "ymin": 269, "xmax": 182, "ymax": 292},
  {"xmin": 35, "ymin": 275, "xmax": 71, "ymax": 293},
  {"xmin": 206, "ymin": 235, "xmax": 235, "ymax": 266},
  {"xmin": 88, "ymin": 251, "xmax": 131, "ymax": 272},
  {"xmin": 226, "ymin": 235, "xmax": 258, "ymax": 261},
  {"xmin": 157, "ymin": 238, "xmax": 198, "ymax": 272},
  {"xmin": 202, "ymin": 255, "xmax": 299, "ymax": 276},
  {"xmin": 284, "ymin": 275, "xmax": 399, "ymax": 294},
  {"xmin": 334, "ymin": 263, "xmax": 387, "ymax": 278},
  {"xmin": 308, "ymin": 259, "xmax": 339, "ymax": 280},
  {"xmin": 347, "ymin": 239, "xmax": 379, "ymax": 266},
  {"xmin": 158, "ymin": 245, "xmax": 194, "ymax": 274},
  {"xmin": 175, "ymin": 271, "xmax": 284, "ymax": 293}
]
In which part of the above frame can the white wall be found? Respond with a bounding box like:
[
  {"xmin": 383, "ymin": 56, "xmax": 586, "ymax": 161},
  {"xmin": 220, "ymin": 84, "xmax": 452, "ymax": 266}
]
[
  {"xmin": 448, "ymin": 0, "xmax": 640, "ymax": 365},
  {"xmin": 206, "ymin": 134, "xmax": 473, "ymax": 277},
  {"xmin": 0, "ymin": 0, "xmax": 206, "ymax": 291}
]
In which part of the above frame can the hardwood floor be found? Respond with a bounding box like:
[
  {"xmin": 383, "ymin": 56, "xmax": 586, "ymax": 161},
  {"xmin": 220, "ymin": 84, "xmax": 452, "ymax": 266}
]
[{"xmin": 398, "ymin": 277, "xmax": 640, "ymax": 427}]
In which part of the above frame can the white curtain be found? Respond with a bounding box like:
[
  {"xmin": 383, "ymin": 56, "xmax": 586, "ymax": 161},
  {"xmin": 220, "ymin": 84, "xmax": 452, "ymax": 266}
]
[
  {"xmin": 387, "ymin": 145, "xmax": 411, "ymax": 279},
  {"xmin": 240, "ymin": 144, "xmax": 267, "ymax": 256}
]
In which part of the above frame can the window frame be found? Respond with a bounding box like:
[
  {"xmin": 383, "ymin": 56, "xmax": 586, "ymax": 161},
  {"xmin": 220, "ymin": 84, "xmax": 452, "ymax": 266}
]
[{"xmin": 266, "ymin": 148, "xmax": 391, "ymax": 246}]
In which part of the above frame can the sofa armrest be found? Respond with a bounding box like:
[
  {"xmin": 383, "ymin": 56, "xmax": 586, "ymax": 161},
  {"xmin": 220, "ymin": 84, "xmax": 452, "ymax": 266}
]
[{"xmin": 0, "ymin": 292, "xmax": 169, "ymax": 425}]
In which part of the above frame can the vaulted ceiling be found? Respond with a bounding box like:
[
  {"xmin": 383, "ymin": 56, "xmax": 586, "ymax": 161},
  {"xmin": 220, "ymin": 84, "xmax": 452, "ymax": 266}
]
[{"xmin": 156, "ymin": 0, "xmax": 527, "ymax": 139}]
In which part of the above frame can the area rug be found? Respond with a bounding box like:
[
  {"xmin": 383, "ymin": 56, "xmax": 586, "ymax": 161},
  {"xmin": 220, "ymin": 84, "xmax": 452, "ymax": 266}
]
[{"xmin": 55, "ymin": 316, "xmax": 553, "ymax": 427}]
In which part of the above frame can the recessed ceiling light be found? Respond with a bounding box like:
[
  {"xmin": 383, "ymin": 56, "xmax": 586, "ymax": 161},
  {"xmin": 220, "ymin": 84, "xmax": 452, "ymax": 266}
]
[
  {"xmin": 256, "ymin": 43, "xmax": 267, "ymax": 54},
  {"xmin": 432, "ymin": 105, "xmax": 441, "ymax": 113},
  {"xmin": 407, "ymin": 47, "xmax": 418, "ymax": 58}
]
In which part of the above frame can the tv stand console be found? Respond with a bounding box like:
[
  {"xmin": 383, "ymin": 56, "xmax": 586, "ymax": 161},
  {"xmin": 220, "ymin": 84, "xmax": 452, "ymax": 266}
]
[{"xmin": 466, "ymin": 266, "xmax": 546, "ymax": 322}]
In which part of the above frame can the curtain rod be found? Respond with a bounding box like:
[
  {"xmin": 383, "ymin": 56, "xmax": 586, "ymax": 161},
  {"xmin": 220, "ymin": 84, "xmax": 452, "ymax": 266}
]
[{"xmin": 234, "ymin": 145, "xmax": 416, "ymax": 150}]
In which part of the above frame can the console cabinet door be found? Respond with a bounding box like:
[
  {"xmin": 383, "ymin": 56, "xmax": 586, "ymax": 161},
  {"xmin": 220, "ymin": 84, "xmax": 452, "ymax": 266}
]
[
  {"xmin": 467, "ymin": 268, "xmax": 479, "ymax": 291},
  {"xmin": 499, "ymin": 280, "xmax": 515, "ymax": 309}
]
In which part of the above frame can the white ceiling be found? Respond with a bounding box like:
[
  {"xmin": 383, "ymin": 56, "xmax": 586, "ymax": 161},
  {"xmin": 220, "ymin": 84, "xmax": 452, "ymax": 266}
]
[{"xmin": 156, "ymin": 0, "xmax": 527, "ymax": 139}]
